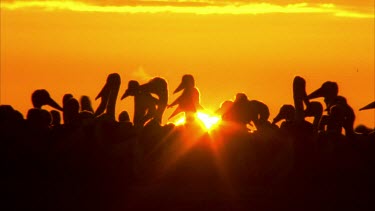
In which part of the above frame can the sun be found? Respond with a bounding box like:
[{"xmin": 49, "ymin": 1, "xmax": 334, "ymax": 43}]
[
  {"xmin": 174, "ymin": 111, "xmax": 221, "ymax": 131},
  {"xmin": 196, "ymin": 112, "xmax": 221, "ymax": 130}
]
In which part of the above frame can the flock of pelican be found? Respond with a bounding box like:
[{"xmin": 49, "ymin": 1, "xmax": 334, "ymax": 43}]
[{"xmin": 29, "ymin": 73, "xmax": 374, "ymax": 136}]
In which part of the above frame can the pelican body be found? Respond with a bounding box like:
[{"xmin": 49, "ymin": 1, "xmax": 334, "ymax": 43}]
[
  {"xmin": 168, "ymin": 74, "xmax": 202, "ymax": 122},
  {"xmin": 121, "ymin": 80, "xmax": 158, "ymax": 128},
  {"xmin": 94, "ymin": 73, "xmax": 121, "ymax": 120},
  {"xmin": 138, "ymin": 77, "xmax": 168, "ymax": 124},
  {"xmin": 224, "ymin": 93, "xmax": 270, "ymax": 130},
  {"xmin": 308, "ymin": 81, "xmax": 355, "ymax": 136}
]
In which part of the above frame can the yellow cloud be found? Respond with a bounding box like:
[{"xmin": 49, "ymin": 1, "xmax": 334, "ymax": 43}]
[{"xmin": 1, "ymin": 0, "xmax": 373, "ymax": 18}]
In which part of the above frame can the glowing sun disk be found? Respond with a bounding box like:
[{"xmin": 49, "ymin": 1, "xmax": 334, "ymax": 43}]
[
  {"xmin": 196, "ymin": 112, "xmax": 220, "ymax": 130},
  {"xmin": 173, "ymin": 111, "xmax": 221, "ymax": 130}
]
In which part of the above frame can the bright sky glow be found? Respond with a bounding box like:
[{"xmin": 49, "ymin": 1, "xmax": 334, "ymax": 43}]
[
  {"xmin": 1, "ymin": 0, "xmax": 374, "ymax": 128},
  {"xmin": 1, "ymin": 0, "xmax": 373, "ymax": 18}
]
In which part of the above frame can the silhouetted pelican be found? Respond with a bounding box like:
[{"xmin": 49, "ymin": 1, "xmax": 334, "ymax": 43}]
[
  {"xmin": 272, "ymin": 104, "xmax": 295, "ymax": 125},
  {"xmin": 293, "ymin": 76, "xmax": 310, "ymax": 123},
  {"xmin": 94, "ymin": 73, "xmax": 121, "ymax": 120},
  {"xmin": 62, "ymin": 94, "xmax": 73, "ymax": 108},
  {"xmin": 118, "ymin": 110, "xmax": 131, "ymax": 123},
  {"xmin": 121, "ymin": 80, "xmax": 158, "ymax": 128},
  {"xmin": 139, "ymin": 77, "xmax": 168, "ymax": 125},
  {"xmin": 224, "ymin": 93, "xmax": 249, "ymax": 125},
  {"xmin": 63, "ymin": 97, "xmax": 80, "ymax": 125},
  {"xmin": 216, "ymin": 100, "xmax": 234, "ymax": 121},
  {"xmin": 31, "ymin": 89, "xmax": 63, "ymax": 111},
  {"xmin": 304, "ymin": 101, "xmax": 323, "ymax": 132},
  {"xmin": 248, "ymin": 100, "xmax": 270, "ymax": 128},
  {"xmin": 80, "ymin": 95, "xmax": 94, "ymax": 113},
  {"xmin": 26, "ymin": 108, "xmax": 52, "ymax": 130},
  {"xmin": 168, "ymin": 74, "xmax": 202, "ymax": 122},
  {"xmin": 308, "ymin": 81, "xmax": 355, "ymax": 136},
  {"xmin": 50, "ymin": 110, "xmax": 61, "ymax": 127},
  {"xmin": 359, "ymin": 101, "xmax": 375, "ymax": 111},
  {"xmin": 227, "ymin": 93, "xmax": 270, "ymax": 130}
]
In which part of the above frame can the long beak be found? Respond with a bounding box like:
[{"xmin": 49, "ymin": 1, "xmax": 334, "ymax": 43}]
[
  {"xmin": 47, "ymin": 98, "xmax": 63, "ymax": 111},
  {"xmin": 307, "ymin": 87, "xmax": 324, "ymax": 99},
  {"xmin": 359, "ymin": 101, "xmax": 375, "ymax": 111},
  {"xmin": 121, "ymin": 90, "xmax": 130, "ymax": 100},
  {"xmin": 95, "ymin": 83, "xmax": 110, "ymax": 100},
  {"xmin": 173, "ymin": 81, "xmax": 185, "ymax": 94},
  {"xmin": 272, "ymin": 113, "xmax": 284, "ymax": 125}
]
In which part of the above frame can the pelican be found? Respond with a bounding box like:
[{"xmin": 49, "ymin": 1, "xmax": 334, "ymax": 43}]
[
  {"xmin": 304, "ymin": 101, "xmax": 323, "ymax": 133},
  {"xmin": 168, "ymin": 74, "xmax": 202, "ymax": 122},
  {"xmin": 216, "ymin": 100, "xmax": 234, "ymax": 121},
  {"xmin": 26, "ymin": 108, "xmax": 52, "ymax": 130},
  {"xmin": 272, "ymin": 104, "xmax": 295, "ymax": 125},
  {"xmin": 31, "ymin": 89, "xmax": 63, "ymax": 111},
  {"xmin": 223, "ymin": 93, "xmax": 269, "ymax": 130},
  {"xmin": 94, "ymin": 73, "xmax": 121, "ymax": 120},
  {"xmin": 80, "ymin": 95, "xmax": 94, "ymax": 113},
  {"xmin": 121, "ymin": 80, "xmax": 158, "ymax": 128},
  {"xmin": 62, "ymin": 94, "xmax": 73, "ymax": 108},
  {"xmin": 248, "ymin": 100, "xmax": 270, "ymax": 128},
  {"xmin": 138, "ymin": 77, "xmax": 168, "ymax": 124},
  {"xmin": 359, "ymin": 101, "xmax": 375, "ymax": 111},
  {"xmin": 308, "ymin": 81, "xmax": 355, "ymax": 136},
  {"xmin": 50, "ymin": 110, "xmax": 61, "ymax": 127},
  {"xmin": 293, "ymin": 76, "xmax": 310, "ymax": 123},
  {"xmin": 63, "ymin": 97, "xmax": 80, "ymax": 125},
  {"xmin": 228, "ymin": 93, "xmax": 250, "ymax": 125}
]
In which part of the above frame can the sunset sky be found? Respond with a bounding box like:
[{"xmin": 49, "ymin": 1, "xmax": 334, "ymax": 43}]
[{"xmin": 1, "ymin": 0, "xmax": 374, "ymax": 127}]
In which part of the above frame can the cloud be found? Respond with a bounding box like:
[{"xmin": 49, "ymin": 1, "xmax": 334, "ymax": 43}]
[
  {"xmin": 131, "ymin": 66, "xmax": 153, "ymax": 83},
  {"xmin": 1, "ymin": 0, "xmax": 373, "ymax": 18}
]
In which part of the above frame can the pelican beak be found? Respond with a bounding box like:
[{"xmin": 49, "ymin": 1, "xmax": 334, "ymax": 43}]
[
  {"xmin": 359, "ymin": 101, "xmax": 375, "ymax": 111},
  {"xmin": 121, "ymin": 90, "xmax": 131, "ymax": 100},
  {"xmin": 272, "ymin": 113, "xmax": 283, "ymax": 125},
  {"xmin": 173, "ymin": 81, "xmax": 185, "ymax": 94},
  {"xmin": 95, "ymin": 83, "xmax": 110, "ymax": 100},
  {"xmin": 307, "ymin": 87, "xmax": 325, "ymax": 99},
  {"xmin": 47, "ymin": 98, "xmax": 63, "ymax": 111}
]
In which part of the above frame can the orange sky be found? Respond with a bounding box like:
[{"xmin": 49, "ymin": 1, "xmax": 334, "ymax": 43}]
[{"xmin": 1, "ymin": 0, "xmax": 374, "ymax": 127}]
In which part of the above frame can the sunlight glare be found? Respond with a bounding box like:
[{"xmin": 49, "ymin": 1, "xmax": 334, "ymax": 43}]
[
  {"xmin": 196, "ymin": 112, "xmax": 221, "ymax": 130},
  {"xmin": 173, "ymin": 111, "xmax": 221, "ymax": 130},
  {"xmin": 174, "ymin": 116, "xmax": 186, "ymax": 126}
]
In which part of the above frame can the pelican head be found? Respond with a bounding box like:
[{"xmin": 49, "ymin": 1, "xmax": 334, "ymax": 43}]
[
  {"xmin": 304, "ymin": 101, "xmax": 323, "ymax": 117},
  {"xmin": 62, "ymin": 94, "xmax": 73, "ymax": 107},
  {"xmin": 26, "ymin": 108, "xmax": 52, "ymax": 129},
  {"xmin": 80, "ymin": 95, "xmax": 94, "ymax": 112},
  {"xmin": 293, "ymin": 76, "xmax": 306, "ymax": 99},
  {"xmin": 121, "ymin": 80, "xmax": 140, "ymax": 100},
  {"xmin": 118, "ymin": 110, "xmax": 131, "ymax": 122},
  {"xmin": 216, "ymin": 100, "xmax": 233, "ymax": 115},
  {"xmin": 234, "ymin": 93, "xmax": 248, "ymax": 103},
  {"xmin": 174, "ymin": 74, "xmax": 195, "ymax": 94},
  {"xmin": 95, "ymin": 73, "xmax": 121, "ymax": 101},
  {"xmin": 272, "ymin": 104, "xmax": 295, "ymax": 124},
  {"xmin": 63, "ymin": 97, "xmax": 80, "ymax": 124},
  {"xmin": 32, "ymin": 89, "xmax": 63, "ymax": 111},
  {"xmin": 308, "ymin": 81, "xmax": 338, "ymax": 100}
]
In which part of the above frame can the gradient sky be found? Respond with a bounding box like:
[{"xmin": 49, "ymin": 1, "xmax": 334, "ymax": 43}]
[{"xmin": 1, "ymin": 0, "xmax": 374, "ymax": 127}]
